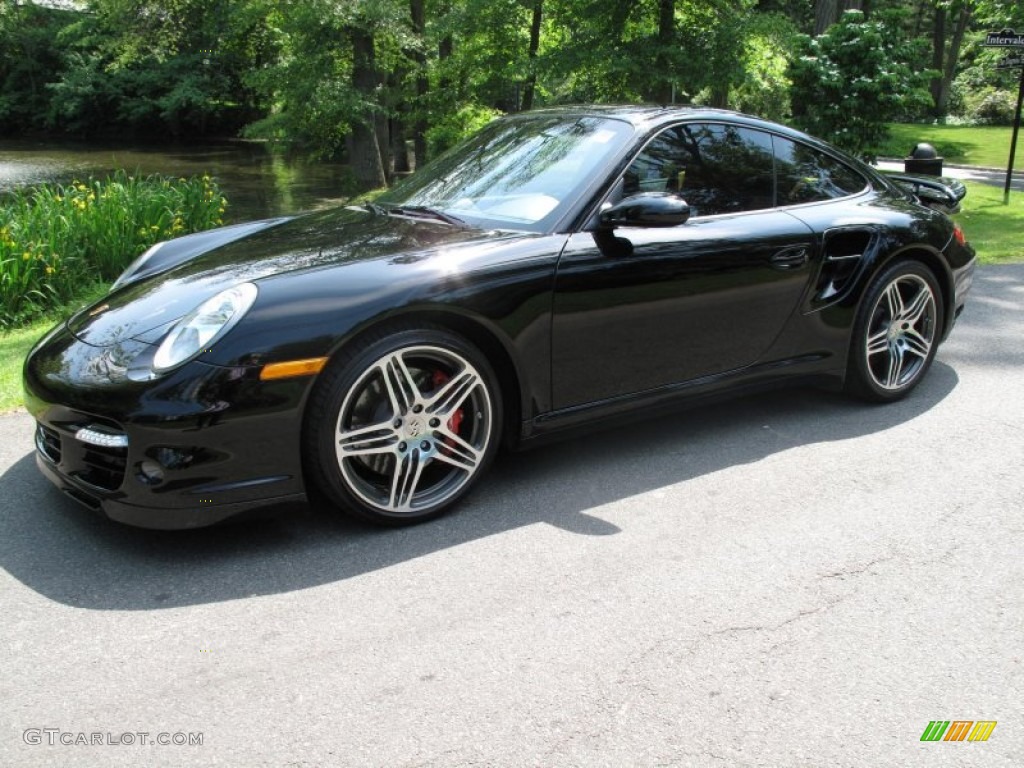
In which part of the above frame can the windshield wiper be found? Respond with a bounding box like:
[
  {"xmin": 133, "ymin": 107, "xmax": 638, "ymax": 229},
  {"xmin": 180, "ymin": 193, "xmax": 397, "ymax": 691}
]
[{"xmin": 366, "ymin": 202, "xmax": 469, "ymax": 228}]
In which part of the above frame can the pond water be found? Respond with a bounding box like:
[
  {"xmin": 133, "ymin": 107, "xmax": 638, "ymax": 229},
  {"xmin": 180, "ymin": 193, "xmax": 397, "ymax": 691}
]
[{"xmin": 0, "ymin": 139, "xmax": 353, "ymax": 223}]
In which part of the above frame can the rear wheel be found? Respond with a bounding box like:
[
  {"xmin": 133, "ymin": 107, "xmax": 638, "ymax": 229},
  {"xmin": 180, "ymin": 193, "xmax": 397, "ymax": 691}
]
[
  {"xmin": 846, "ymin": 260, "xmax": 943, "ymax": 402},
  {"xmin": 306, "ymin": 326, "xmax": 501, "ymax": 525}
]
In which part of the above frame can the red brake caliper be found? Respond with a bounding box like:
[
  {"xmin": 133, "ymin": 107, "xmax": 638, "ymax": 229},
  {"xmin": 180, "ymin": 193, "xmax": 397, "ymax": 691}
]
[{"xmin": 431, "ymin": 370, "xmax": 463, "ymax": 442}]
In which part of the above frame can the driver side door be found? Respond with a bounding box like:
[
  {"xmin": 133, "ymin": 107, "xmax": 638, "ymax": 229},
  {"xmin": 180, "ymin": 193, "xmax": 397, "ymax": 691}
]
[{"xmin": 551, "ymin": 122, "xmax": 817, "ymax": 409}]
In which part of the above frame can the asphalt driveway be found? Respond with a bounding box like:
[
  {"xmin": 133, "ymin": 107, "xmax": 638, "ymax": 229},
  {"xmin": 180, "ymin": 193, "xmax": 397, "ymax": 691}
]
[{"xmin": 2, "ymin": 264, "xmax": 1022, "ymax": 767}]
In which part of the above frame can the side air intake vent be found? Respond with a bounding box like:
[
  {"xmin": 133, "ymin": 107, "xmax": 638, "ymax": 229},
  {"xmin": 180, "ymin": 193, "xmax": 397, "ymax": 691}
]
[{"xmin": 814, "ymin": 228, "xmax": 875, "ymax": 305}]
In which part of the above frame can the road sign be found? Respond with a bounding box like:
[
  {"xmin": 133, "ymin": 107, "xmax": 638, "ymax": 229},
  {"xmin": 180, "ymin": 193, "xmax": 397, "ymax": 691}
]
[
  {"xmin": 996, "ymin": 53, "xmax": 1024, "ymax": 70},
  {"xmin": 985, "ymin": 29, "xmax": 1024, "ymax": 47},
  {"xmin": 987, "ymin": 29, "xmax": 1024, "ymax": 204}
]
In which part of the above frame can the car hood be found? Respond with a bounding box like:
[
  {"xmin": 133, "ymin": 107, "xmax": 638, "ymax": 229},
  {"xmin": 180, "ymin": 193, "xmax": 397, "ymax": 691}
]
[{"xmin": 67, "ymin": 207, "xmax": 535, "ymax": 347}]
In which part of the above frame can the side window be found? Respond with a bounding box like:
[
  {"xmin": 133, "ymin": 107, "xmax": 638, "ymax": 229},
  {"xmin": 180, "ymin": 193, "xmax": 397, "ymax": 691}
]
[
  {"xmin": 622, "ymin": 123, "xmax": 775, "ymax": 217},
  {"xmin": 774, "ymin": 137, "xmax": 868, "ymax": 204}
]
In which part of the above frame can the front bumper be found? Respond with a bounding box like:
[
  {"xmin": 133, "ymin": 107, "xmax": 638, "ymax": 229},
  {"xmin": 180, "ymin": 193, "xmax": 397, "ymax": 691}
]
[
  {"xmin": 24, "ymin": 324, "xmax": 313, "ymax": 529},
  {"xmin": 34, "ymin": 449, "xmax": 304, "ymax": 529}
]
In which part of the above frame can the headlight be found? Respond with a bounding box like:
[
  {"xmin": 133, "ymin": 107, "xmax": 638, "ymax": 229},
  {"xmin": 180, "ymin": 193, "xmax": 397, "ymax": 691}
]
[
  {"xmin": 153, "ymin": 283, "xmax": 258, "ymax": 372},
  {"xmin": 111, "ymin": 241, "xmax": 165, "ymax": 291}
]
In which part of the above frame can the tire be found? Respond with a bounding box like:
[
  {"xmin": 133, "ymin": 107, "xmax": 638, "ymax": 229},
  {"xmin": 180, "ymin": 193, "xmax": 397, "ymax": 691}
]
[
  {"xmin": 845, "ymin": 260, "xmax": 944, "ymax": 403},
  {"xmin": 304, "ymin": 325, "xmax": 502, "ymax": 525}
]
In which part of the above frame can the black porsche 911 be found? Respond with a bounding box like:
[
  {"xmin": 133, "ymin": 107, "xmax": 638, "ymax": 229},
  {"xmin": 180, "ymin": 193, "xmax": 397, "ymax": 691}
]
[{"xmin": 24, "ymin": 106, "xmax": 976, "ymax": 529}]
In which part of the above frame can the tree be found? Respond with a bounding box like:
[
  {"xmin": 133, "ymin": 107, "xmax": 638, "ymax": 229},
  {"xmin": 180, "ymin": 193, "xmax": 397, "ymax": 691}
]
[
  {"xmin": 521, "ymin": 0, "xmax": 543, "ymax": 111},
  {"xmin": 39, "ymin": 0, "xmax": 268, "ymax": 138},
  {"xmin": 347, "ymin": 24, "xmax": 387, "ymax": 189},
  {"xmin": 0, "ymin": 1, "xmax": 76, "ymax": 135},
  {"xmin": 729, "ymin": 11, "xmax": 799, "ymax": 120},
  {"xmin": 930, "ymin": 0, "xmax": 973, "ymax": 117},
  {"xmin": 11, "ymin": 0, "xmax": 1010, "ymax": 188},
  {"xmin": 790, "ymin": 9, "xmax": 932, "ymax": 159},
  {"xmin": 814, "ymin": 0, "xmax": 865, "ymax": 36}
]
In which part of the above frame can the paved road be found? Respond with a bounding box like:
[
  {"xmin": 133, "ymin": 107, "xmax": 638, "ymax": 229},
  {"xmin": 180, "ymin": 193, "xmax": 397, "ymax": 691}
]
[{"xmin": 2, "ymin": 265, "xmax": 1023, "ymax": 767}]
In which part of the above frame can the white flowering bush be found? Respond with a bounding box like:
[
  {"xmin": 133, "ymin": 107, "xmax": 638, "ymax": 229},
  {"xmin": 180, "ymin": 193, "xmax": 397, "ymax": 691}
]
[{"xmin": 788, "ymin": 10, "xmax": 932, "ymax": 162}]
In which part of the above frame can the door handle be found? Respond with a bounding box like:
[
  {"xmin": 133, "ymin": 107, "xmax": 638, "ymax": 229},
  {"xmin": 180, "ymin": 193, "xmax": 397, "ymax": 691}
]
[{"xmin": 770, "ymin": 246, "xmax": 809, "ymax": 270}]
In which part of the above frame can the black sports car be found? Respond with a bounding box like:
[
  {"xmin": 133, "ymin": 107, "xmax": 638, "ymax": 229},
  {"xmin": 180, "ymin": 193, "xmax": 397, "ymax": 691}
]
[{"xmin": 23, "ymin": 106, "xmax": 976, "ymax": 529}]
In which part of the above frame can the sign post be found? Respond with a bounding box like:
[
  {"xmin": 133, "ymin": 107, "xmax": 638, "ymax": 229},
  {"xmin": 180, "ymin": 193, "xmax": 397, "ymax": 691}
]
[{"xmin": 984, "ymin": 29, "xmax": 1024, "ymax": 205}]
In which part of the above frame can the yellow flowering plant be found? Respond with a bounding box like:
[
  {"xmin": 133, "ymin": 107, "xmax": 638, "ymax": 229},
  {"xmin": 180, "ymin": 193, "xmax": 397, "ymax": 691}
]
[{"xmin": 1, "ymin": 170, "xmax": 228, "ymax": 327}]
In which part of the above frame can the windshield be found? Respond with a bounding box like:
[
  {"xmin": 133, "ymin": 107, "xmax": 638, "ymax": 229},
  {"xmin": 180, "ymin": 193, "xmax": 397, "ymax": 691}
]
[{"xmin": 378, "ymin": 115, "xmax": 634, "ymax": 233}]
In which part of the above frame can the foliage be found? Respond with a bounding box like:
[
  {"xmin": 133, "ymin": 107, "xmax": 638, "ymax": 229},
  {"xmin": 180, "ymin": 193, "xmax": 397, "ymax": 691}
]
[
  {"xmin": 425, "ymin": 102, "xmax": 502, "ymax": 156},
  {"xmin": 789, "ymin": 10, "xmax": 934, "ymax": 162},
  {"xmin": 949, "ymin": 57, "xmax": 1021, "ymax": 126},
  {"xmin": 1, "ymin": 0, "xmax": 1021, "ymax": 179},
  {"xmin": 0, "ymin": 172, "xmax": 226, "ymax": 326},
  {"xmin": 726, "ymin": 12, "xmax": 799, "ymax": 121},
  {"xmin": 959, "ymin": 87, "xmax": 1019, "ymax": 125},
  {"xmin": 539, "ymin": 0, "xmax": 757, "ymax": 106},
  {"xmin": 0, "ymin": 1, "xmax": 75, "ymax": 134},
  {"xmin": 2, "ymin": 0, "xmax": 268, "ymax": 139},
  {"xmin": 240, "ymin": 0, "xmax": 360, "ymax": 155}
]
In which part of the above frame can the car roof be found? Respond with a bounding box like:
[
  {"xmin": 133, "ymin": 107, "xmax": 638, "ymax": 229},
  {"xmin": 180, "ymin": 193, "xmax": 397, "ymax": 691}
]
[{"xmin": 512, "ymin": 104, "xmax": 818, "ymax": 143}]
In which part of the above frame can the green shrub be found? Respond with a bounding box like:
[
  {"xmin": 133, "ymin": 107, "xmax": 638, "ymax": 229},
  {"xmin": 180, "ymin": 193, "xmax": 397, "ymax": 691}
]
[
  {"xmin": 0, "ymin": 171, "xmax": 226, "ymax": 327},
  {"xmin": 953, "ymin": 86, "xmax": 1018, "ymax": 125}
]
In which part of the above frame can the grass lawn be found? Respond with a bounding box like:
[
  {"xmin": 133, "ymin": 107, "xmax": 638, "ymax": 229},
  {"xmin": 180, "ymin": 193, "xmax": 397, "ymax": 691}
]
[
  {"xmin": 0, "ymin": 182, "xmax": 1021, "ymax": 413},
  {"xmin": 956, "ymin": 181, "xmax": 1024, "ymax": 263},
  {"xmin": 0, "ymin": 317, "xmax": 56, "ymax": 414},
  {"xmin": 878, "ymin": 124, "xmax": 1014, "ymax": 167}
]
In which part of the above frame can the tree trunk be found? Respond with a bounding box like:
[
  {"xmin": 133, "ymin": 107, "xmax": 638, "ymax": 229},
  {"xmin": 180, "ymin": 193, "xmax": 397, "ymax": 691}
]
[
  {"xmin": 930, "ymin": 5, "xmax": 946, "ymax": 115},
  {"xmin": 439, "ymin": 34, "xmax": 453, "ymax": 92},
  {"xmin": 521, "ymin": 0, "xmax": 543, "ymax": 112},
  {"xmin": 709, "ymin": 83, "xmax": 729, "ymax": 109},
  {"xmin": 937, "ymin": 6, "xmax": 971, "ymax": 116},
  {"xmin": 388, "ymin": 67, "xmax": 410, "ymax": 175},
  {"xmin": 606, "ymin": 0, "xmax": 639, "ymax": 98},
  {"xmin": 409, "ymin": 0, "xmax": 428, "ymax": 167},
  {"xmin": 653, "ymin": 0, "xmax": 674, "ymax": 104},
  {"xmin": 376, "ymin": 115, "xmax": 392, "ymax": 179},
  {"xmin": 348, "ymin": 26, "xmax": 387, "ymax": 190},
  {"xmin": 391, "ymin": 116, "xmax": 410, "ymax": 174},
  {"xmin": 814, "ymin": 0, "xmax": 839, "ymax": 35}
]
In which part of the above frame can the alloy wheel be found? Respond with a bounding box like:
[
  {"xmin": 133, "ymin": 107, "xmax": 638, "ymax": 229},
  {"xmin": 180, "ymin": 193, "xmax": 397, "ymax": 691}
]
[
  {"xmin": 333, "ymin": 344, "xmax": 494, "ymax": 516},
  {"xmin": 864, "ymin": 273, "xmax": 937, "ymax": 391}
]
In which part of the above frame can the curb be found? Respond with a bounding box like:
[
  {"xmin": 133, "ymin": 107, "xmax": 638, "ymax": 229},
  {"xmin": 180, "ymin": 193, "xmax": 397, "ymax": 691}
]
[{"xmin": 877, "ymin": 157, "xmax": 1019, "ymax": 175}]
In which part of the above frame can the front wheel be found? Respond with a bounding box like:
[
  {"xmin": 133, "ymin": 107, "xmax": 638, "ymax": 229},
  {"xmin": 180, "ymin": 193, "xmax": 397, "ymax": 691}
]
[
  {"xmin": 305, "ymin": 326, "xmax": 502, "ymax": 525},
  {"xmin": 846, "ymin": 260, "xmax": 944, "ymax": 402}
]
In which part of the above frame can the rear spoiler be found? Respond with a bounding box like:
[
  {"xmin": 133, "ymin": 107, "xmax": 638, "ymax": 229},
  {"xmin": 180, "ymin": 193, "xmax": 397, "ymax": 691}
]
[{"xmin": 884, "ymin": 173, "xmax": 967, "ymax": 214}]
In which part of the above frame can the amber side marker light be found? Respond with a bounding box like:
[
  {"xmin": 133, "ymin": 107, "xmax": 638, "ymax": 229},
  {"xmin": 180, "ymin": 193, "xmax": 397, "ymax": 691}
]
[
  {"xmin": 953, "ymin": 224, "xmax": 967, "ymax": 246},
  {"xmin": 260, "ymin": 357, "xmax": 328, "ymax": 381}
]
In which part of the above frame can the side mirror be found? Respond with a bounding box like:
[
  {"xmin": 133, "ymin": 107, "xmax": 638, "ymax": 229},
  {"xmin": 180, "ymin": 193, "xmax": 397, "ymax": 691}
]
[{"xmin": 599, "ymin": 192, "xmax": 691, "ymax": 229}]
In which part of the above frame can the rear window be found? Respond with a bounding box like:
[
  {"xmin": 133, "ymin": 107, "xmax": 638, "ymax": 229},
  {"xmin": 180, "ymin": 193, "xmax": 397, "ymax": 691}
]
[{"xmin": 773, "ymin": 137, "xmax": 868, "ymax": 204}]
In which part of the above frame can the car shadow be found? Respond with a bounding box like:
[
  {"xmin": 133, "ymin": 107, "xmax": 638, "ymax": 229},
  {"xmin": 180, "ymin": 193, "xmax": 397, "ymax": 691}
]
[{"xmin": 0, "ymin": 360, "xmax": 960, "ymax": 611}]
